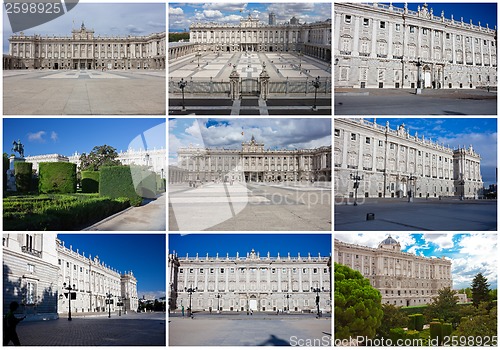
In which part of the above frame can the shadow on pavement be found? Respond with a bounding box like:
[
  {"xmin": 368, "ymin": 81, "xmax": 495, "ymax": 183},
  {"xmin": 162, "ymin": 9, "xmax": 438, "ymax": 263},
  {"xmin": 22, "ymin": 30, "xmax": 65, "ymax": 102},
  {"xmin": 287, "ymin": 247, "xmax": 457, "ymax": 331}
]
[{"xmin": 258, "ymin": 334, "xmax": 291, "ymax": 346}]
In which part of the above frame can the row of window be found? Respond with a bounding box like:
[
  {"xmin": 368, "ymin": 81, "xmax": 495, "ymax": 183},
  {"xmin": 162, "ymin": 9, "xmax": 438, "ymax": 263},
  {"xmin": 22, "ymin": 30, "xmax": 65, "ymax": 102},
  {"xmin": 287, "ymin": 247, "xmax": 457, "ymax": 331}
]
[
  {"xmin": 180, "ymin": 267, "xmax": 327, "ymax": 274},
  {"xmin": 343, "ymin": 15, "xmax": 495, "ymax": 46}
]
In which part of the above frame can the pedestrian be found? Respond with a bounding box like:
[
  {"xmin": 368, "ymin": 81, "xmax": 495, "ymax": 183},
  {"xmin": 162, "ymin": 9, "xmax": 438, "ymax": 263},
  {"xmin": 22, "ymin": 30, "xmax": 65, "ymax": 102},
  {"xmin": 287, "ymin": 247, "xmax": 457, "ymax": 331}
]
[
  {"xmin": 3, "ymin": 301, "xmax": 25, "ymax": 346},
  {"xmin": 181, "ymin": 305, "xmax": 185, "ymax": 317}
]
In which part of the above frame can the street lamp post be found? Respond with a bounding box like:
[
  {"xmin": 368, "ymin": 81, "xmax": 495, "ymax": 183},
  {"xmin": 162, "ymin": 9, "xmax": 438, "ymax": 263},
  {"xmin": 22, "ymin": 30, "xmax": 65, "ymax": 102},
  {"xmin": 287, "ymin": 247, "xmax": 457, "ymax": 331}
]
[
  {"xmin": 416, "ymin": 57, "xmax": 423, "ymax": 94},
  {"xmin": 459, "ymin": 173, "xmax": 465, "ymax": 201},
  {"xmin": 196, "ymin": 50, "xmax": 202, "ymax": 68},
  {"xmin": 185, "ymin": 285, "xmax": 197, "ymax": 318},
  {"xmin": 408, "ymin": 174, "xmax": 416, "ymax": 203},
  {"xmin": 118, "ymin": 297, "xmax": 122, "ymax": 316},
  {"xmin": 215, "ymin": 293, "xmax": 222, "ymax": 313},
  {"xmin": 107, "ymin": 292, "xmax": 113, "ymax": 318},
  {"xmin": 311, "ymin": 76, "xmax": 321, "ymax": 111},
  {"xmin": 350, "ymin": 171, "xmax": 364, "ymax": 206},
  {"xmin": 178, "ymin": 78, "xmax": 187, "ymax": 112},
  {"xmin": 311, "ymin": 285, "xmax": 322, "ymax": 318},
  {"xmin": 285, "ymin": 294, "xmax": 291, "ymax": 314},
  {"xmin": 63, "ymin": 282, "xmax": 75, "ymax": 321},
  {"xmin": 298, "ymin": 51, "xmax": 303, "ymax": 70}
]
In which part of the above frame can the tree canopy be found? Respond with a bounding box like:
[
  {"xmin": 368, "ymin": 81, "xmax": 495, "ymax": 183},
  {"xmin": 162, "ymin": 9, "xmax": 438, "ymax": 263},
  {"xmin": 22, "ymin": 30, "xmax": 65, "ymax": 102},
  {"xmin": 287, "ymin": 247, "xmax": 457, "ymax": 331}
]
[
  {"xmin": 335, "ymin": 263, "xmax": 383, "ymax": 340},
  {"xmin": 471, "ymin": 273, "xmax": 490, "ymax": 307},
  {"xmin": 79, "ymin": 145, "xmax": 121, "ymax": 171},
  {"xmin": 425, "ymin": 287, "xmax": 459, "ymax": 323}
]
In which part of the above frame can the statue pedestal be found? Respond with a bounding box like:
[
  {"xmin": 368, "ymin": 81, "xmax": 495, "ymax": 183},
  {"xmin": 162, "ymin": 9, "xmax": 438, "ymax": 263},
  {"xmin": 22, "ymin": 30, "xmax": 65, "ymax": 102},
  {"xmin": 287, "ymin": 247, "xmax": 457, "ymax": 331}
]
[{"xmin": 6, "ymin": 156, "xmax": 25, "ymax": 192}]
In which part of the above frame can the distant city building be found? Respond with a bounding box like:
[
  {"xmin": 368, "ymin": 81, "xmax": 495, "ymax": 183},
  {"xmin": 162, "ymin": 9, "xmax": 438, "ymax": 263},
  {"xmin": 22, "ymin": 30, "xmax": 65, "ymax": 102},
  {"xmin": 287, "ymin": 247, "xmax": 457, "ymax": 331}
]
[
  {"xmin": 168, "ymin": 249, "xmax": 331, "ymax": 313},
  {"xmin": 169, "ymin": 14, "xmax": 332, "ymax": 62},
  {"xmin": 174, "ymin": 136, "xmax": 331, "ymax": 183},
  {"xmin": 24, "ymin": 148, "xmax": 166, "ymax": 177},
  {"xmin": 3, "ymin": 234, "xmax": 138, "ymax": 320},
  {"xmin": 335, "ymin": 236, "xmax": 452, "ymax": 306},
  {"xmin": 334, "ymin": 118, "xmax": 483, "ymax": 199},
  {"xmin": 334, "ymin": 3, "xmax": 497, "ymax": 89},
  {"xmin": 4, "ymin": 22, "xmax": 166, "ymax": 70}
]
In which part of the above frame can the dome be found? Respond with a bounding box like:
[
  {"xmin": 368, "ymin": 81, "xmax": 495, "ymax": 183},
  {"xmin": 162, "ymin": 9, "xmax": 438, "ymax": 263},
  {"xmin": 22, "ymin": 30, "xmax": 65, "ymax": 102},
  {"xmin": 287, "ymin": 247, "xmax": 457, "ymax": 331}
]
[{"xmin": 380, "ymin": 235, "xmax": 398, "ymax": 245}]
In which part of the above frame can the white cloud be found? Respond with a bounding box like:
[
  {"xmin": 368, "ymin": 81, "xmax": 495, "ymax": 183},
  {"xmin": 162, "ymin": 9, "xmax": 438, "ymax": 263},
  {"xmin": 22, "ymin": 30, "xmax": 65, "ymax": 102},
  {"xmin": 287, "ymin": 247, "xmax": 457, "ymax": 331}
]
[
  {"xmin": 169, "ymin": 7, "xmax": 184, "ymax": 15},
  {"xmin": 422, "ymin": 233, "xmax": 455, "ymax": 250},
  {"xmin": 50, "ymin": 131, "xmax": 58, "ymax": 142},
  {"xmin": 27, "ymin": 131, "xmax": 46, "ymax": 142},
  {"xmin": 203, "ymin": 10, "xmax": 223, "ymax": 19}
]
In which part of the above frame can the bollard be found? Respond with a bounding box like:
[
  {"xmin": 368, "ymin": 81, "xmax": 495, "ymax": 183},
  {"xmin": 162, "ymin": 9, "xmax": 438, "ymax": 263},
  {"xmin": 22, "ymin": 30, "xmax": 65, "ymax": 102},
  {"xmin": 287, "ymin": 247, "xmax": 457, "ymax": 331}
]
[{"xmin": 366, "ymin": 213, "xmax": 375, "ymax": 221}]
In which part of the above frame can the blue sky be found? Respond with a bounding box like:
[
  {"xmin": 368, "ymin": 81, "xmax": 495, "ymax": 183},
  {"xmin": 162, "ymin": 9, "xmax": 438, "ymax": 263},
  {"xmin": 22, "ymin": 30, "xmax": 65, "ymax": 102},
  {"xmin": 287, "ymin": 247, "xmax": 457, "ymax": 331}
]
[
  {"xmin": 169, "ymin": 118, "xmax": 331, "ymax": 165},
  {"xmin": 58, "ymin": 234, "xmax": 166, "ymax": 299},
  {"xmin": 3, "ymin": 118, "xmax": 166, "ymax": 157},
  {"xmin": 361, "ymin": 118, "xmax": 497, "ymax": 186},
  {"xmin": 335, "ymin": 233, "xmax": 497, "ymax": 290},
  {"xmin": 391, "ymin": 3, "xmax": 497, "ymax": 28},
  {"xmin": 3, "ymin": 3, "xmax": 166, "ymax": 53},
  {"xmin": 169, "ymin": 233, "xmax": 332, "ymax": 259},
  {"xmin": 169, "ymin": 2, "xmax": 332, "ymax": 31}
]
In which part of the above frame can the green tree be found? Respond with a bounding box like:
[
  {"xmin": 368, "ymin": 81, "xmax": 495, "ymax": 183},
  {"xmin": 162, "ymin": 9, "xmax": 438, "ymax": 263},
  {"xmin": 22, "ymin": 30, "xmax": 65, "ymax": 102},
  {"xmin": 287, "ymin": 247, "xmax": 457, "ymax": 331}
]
[
  {"xmin": 335, "ymin": 263, "xmax": 383, "ymax": 340},
  {"xmin": 471, "ymin": 273, "xmax": 490, "ymax": 307},
  {"xmin": 376, "ymin": 304, "xmax": 409, "ymax": 339},
  {"xmin": 453, "ymin": 303, "xmax": 497, "ymax": 341},
  {"xmin": 79, "ymin": 145, "xmax": 121, "ymax": 171},
  {"xmin": 425, "ymin": 287, "xmax": 459, "ymax": 324},
  {"xmin": 458, "ymin": 287, "xmax": 472, "ymax": 299}
]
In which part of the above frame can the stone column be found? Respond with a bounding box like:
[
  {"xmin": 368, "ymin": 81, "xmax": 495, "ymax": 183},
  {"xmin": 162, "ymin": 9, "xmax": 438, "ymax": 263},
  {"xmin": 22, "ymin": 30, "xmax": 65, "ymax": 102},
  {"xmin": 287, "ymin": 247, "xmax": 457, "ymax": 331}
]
[
  {"xmin": 229, "ymin": 64, "xmax": 240, "ymax": 100},
  {"xmin": 7, "ymin": 156, "xmax": 25, "ymax": 192},
  {"xmin": 259, "ymin": 62, "xmax": 270, "ymax": 100}
]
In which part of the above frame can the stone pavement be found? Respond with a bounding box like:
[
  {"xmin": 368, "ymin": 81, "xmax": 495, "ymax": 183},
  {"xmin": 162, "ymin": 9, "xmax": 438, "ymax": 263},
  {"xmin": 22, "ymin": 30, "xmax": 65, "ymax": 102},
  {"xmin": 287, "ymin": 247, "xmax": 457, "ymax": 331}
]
[
  {"xmin": 169, "ymin": 182, "xmax": 331, "ymax": 231},
  {"xmin": 13, "ymin": 312, "xmax": 165, "ymax": 346},
  {"xmin": 334, "ymin": 198, "xmax": 497, "ymax": 231},
  {"xmin": 334, "ymin": 88, "xmax": 497, "ymax": 115},
  {"xmin": 84, "ymin": 193, "xmax": 166, "ymax": 231},
  {"xmin": 3, "ymin": 69, "xmax": 165, "ymax": 115},
  {"xmin": 168, "ymin": 313, "xmax": 331, "ymax": 346}
]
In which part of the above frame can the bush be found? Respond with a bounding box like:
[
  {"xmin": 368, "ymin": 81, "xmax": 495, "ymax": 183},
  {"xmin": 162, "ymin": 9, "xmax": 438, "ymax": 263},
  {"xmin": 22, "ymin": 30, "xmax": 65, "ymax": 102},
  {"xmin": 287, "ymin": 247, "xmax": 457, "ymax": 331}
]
[
  {"xmin": 14, "ymin": 162, "xmax": 32, "ymax": 193},
  {"xmin": 430, "ymin": 322, "xmax": 442, "ymax": 345},
  {"xmin": 3, "ymin": 194, "xmax": 130, "ymax": 230},
  {"xmin": 136, "ymin": 170, "xmax": 158, "ymax": 199},
  {"xmin": 39, "ymin": 162, "xmax": 77, "ymax": 194},
  {"xmin": 408, "ymin": 314, "xmax": 416, "ymax": 330},
  {"xmin": 100, "ymin": 166, "xmax": 142, "ymax": 206},
  {"xmin": 81, "ymin": 171, "xmax": 100, "ymax": 193}
]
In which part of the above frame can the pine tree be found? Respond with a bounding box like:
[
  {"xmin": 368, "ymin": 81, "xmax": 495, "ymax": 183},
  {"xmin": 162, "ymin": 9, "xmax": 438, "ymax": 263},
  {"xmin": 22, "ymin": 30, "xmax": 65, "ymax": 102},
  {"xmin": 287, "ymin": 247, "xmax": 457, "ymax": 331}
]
[{"xmin": 471, "ymin": 273, "xmax": 490, "ymax": 307}]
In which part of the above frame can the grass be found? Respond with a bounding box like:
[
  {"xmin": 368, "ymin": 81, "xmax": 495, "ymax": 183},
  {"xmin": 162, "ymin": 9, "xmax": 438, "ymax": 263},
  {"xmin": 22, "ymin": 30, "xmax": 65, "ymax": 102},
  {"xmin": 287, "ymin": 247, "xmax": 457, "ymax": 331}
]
[{"xmin": 3, "ymin": 193, "xmax": 130, "ymax": 230}]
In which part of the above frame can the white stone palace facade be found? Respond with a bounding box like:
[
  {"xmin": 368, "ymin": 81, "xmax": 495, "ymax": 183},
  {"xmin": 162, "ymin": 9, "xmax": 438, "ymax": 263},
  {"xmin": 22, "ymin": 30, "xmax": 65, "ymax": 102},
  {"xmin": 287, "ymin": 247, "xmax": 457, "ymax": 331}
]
[
  {"xmin": 4, "ymin": 23, "xmax": 166, "ymax": 70},
  {"xmin": 335, "ymin": 236, "xmax": 452, "ymax": 306},
  {"xmin": 334, "ymin": 119, "xmax": 483, "ymax": 199},
  {"xmin": 169, "ymin": 14, "xmax": 332, "ymax": 62},
  {"xmin": 334, "ymin": 3, "xmax": 497, "ymax": 89},
  {"xmin": 3, "ymin": 234, "xmax": 138, "ymax": 320},
  {"xmin": 175, "ymin": 137, "xmax": 331, "ymax": 183},
  {"xmin": 169, "ymin": 250, "xmax": 331, "ymax": 313},
  {"xmin": 24, "ymin": 148, "xmax": 166, "ymax": 178}
]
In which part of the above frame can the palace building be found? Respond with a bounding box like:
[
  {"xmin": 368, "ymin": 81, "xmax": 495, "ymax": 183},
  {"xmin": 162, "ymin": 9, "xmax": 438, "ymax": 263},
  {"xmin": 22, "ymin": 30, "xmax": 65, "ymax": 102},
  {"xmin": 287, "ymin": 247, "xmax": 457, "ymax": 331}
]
[
  {"xmin": 3, "ymin": 234, "xmax": 138, "ymax": 320},
  {"xmin": 334, "ymin": 3, "xmax": 497, "ymax": 89},
  {"xmin": 334, "ymin": 118, "xmax": 483, "ymax": 199},
  {"xmin": 174, "ymin": 136, "xmax": 331, "ymax": 183},
  {"xmin": 169, "ymin": 14, "xmax": 332, "ymax": 62},
  {"xmin": 334, "ymin": 236, "xmax": 452, "ymax": 306},
  {"xmin": 168, "ymin": 250, "xmax": 331, "ymax": 314},
  {"xmin": 24, "ymin": 147, "xmax": 166, "ymax": 178},
  {"xmin": 4, "ymin": 22, "xmax": 166, "ymax": 70}
]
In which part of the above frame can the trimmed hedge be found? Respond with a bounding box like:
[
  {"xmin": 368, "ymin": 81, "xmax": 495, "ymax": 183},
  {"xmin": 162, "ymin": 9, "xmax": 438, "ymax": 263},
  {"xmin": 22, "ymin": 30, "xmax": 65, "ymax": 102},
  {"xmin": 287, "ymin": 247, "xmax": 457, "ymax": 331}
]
[
  {"xmin": 39, "ymin": 162, "xmax": 77, "ymax": 194},
  {"xmin": 15, "ymin": 162, "xmax": 32, "ymax": 193},
  {"xmin": 100, "ymin": 166, "xmax": 142, "ymax": 206},
  {"xmin": 3, "ymin": 194, "xmax": 130, "ymax": 230},
  {"xmin": 81, "ymin": 171, "xmax": 100, "ymax": 193},
  {"xmin": 135, "ymin": 169, "xmax": 158, "ymax": 199}
]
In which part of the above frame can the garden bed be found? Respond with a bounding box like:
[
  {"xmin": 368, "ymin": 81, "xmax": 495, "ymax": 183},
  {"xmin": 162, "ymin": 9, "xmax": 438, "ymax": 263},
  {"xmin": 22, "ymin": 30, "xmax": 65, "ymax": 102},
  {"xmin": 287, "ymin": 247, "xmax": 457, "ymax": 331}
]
[{"xmin": 3, "ymin": 193, "xmax": 130, "ymax": 230}]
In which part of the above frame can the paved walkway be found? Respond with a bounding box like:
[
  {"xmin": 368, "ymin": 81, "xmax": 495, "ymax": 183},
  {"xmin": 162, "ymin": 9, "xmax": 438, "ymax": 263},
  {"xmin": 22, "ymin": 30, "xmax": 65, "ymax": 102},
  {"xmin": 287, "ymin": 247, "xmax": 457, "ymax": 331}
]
[
  {"xmin": 169, "ymin": 182, "xmax": 331, "ymax": 231},
  {"xmin": 3, "ymin": 69, "xmax": 165, "ymax": 115},
  {"xmin": 84, "ymin": 193, "xmax": 166, "ymax": 231},
  {"xmin": 334, "ymin": 198, "xmax": 497, "ymax": 231},
  {"xmin": 335, "ymin": 88, "xmax": 496, "ymax": 115},
  {"xmin": 13, "ymin": 312, "xmax": 165, "ymax": 346},
  {"xmin": 169, "ymin": 314, "xmax": 331, "ymax": 346}
]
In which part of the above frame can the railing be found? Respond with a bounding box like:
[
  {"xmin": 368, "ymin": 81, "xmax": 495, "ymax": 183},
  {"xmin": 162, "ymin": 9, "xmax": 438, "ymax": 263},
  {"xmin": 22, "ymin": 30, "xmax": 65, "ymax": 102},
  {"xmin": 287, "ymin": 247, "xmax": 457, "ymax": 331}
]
[{"xmin": 22, "ymin": 246, "xmax": 42, "ymax": 258}]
